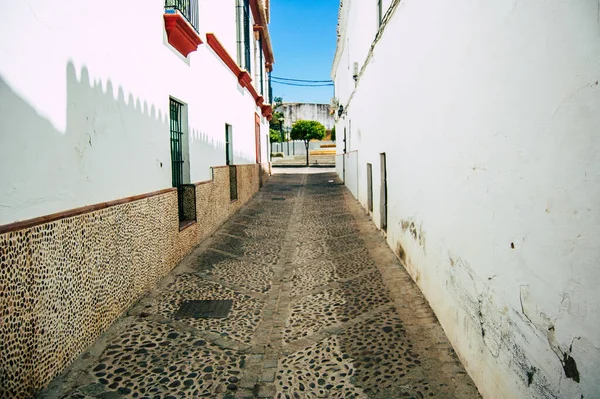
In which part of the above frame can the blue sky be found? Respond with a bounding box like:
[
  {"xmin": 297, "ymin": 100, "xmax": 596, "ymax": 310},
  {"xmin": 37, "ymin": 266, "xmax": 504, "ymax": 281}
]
[{"xmin": 269, "ymin": 0, "xmax": 339, "ymax": 104}]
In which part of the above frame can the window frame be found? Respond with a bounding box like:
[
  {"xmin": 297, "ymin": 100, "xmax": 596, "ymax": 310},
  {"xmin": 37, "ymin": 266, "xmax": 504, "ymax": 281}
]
[{"xmin": 225, "ymin": 124, "xmax": 234, "ymax": 166}]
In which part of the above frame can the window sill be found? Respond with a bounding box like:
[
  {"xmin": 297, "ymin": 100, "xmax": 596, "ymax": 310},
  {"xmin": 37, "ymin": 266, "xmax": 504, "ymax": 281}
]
[
  {"xmin": 164, "ymin": 13, "xmax": 203, "ymax": 57},
  {"xmin": 179, "ymin": 219, "xmax": 196, "ymax": 232}
]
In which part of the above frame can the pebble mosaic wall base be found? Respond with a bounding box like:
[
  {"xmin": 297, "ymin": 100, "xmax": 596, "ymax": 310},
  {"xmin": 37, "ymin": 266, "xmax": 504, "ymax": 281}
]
[{"xmin": 0, "ymin": 163, "xmax": 268, "ymax": 398}]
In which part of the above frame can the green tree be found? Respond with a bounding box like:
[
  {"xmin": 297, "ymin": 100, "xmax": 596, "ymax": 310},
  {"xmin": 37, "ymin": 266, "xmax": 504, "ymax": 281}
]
[
  {"xmin": 290, "ymin": 120, "xmax": 326, "ymax": 166},
  {"xmin": 269, "ymin": 129, "xmax": 281, "ymax": 143},
  {"xmin": 269, "ymin": 111, "xmax": 285, "ymax": 142}
]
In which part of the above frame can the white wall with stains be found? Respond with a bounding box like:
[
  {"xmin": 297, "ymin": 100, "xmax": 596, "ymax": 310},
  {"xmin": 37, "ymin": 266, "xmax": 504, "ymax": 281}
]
[
  {"xmin": 333, "ymin": 0, "xmax": 600, "ymax": 398},
  {"xmin": 279, "ymin": 103, "xmax": 335, "ymax": 131},
  {"xmin": 0, "ymin": 0, "xmax": 270, "ymax": 225}
]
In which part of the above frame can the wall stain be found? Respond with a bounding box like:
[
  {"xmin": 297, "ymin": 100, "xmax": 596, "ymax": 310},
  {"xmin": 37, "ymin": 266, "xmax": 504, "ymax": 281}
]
[
  {"xmin": 563, "ymin": 352, "xmax": 580, "ymax": 383},
  {"xmin": 527, "ymin": 366, "xmax": 537, "ymax": 386},
  {"xmin": 401, "ymin": 220, "xmax": 411, "ymax": 231},
  {"xmin": 520, "ymin": 286, "xmax": 582, "ymax": 384},
  {"xmin": 400, "ymin": 218, "xmax": 427, "ymax": 254},
  {"xmin": 449, "ymin": 257, "xmax": 561, "ymax": 398},
  {"xmin": 395, "ymin": 242, "xmax": 406, "ymax": 264},
  {"xmin": 409, "ymin": 222, "xmax": 418, "ymax": 240}
]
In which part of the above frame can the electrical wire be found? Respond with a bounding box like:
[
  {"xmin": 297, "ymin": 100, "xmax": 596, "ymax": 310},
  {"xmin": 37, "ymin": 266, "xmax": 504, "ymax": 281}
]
[
  {"xmin": 271, "ymin": 80, "xmax": 334, "ymax": 87},
  {"xmin": 271, "ymin": 76, "xmax": 333, "ymax": 83}
]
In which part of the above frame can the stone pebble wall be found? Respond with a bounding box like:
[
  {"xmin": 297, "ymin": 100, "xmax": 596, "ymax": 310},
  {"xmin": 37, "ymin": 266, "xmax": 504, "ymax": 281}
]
[{"xmin": 0, "ymin": 163, "xmax": 267, "ymax": 398}]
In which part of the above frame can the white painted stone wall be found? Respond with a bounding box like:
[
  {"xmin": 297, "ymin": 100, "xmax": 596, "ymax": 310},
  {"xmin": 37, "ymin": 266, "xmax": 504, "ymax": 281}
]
[
  {"xmin": 0, "ymin": 0, "xmax": 271, "ymax": 225},
  {"xmin": 333, "ymin": 0, "xmax": 600, "ymax": 398},
  {"xmin": 279, "ymin": 103, "xmax": 335, "ymax": 130}
]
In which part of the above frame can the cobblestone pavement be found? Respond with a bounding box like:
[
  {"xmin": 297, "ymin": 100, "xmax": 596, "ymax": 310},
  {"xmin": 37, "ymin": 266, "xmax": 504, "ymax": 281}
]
[{"xmin": 41, "ymin": 172, "xmax": 480, "ymax": 399}]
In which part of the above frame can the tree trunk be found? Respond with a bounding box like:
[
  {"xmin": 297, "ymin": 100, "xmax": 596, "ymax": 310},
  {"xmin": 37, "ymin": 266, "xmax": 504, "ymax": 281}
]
[{"xmin": 305, "ymin": 141, "xmax": 309, "ymax": 166}]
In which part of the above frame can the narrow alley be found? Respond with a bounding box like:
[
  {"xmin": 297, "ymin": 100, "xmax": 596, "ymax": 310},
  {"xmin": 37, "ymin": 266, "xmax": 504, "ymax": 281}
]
[{"xmin": 41, "ymin": 171, "xmax": 480, "ymax": 399}]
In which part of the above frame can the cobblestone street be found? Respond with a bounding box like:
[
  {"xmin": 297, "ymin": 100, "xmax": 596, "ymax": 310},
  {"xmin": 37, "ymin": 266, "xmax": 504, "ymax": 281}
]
[{"xmin": 41, "ymin": 171, "xmax": 480, "ymax": 399}]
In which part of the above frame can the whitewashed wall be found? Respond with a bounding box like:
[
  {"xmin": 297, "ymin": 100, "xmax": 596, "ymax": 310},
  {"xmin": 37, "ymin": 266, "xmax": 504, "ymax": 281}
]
[
  {"xmin": 0, "ymin": 0, "xmax": 270, "ymax": 225},
  {"xmin": 333, "ymin": 0, "xmax": 600, "ymax": 398},
  {"xmin": 280, "ymin": 103, "xmax": 335, "ymax": 130}
]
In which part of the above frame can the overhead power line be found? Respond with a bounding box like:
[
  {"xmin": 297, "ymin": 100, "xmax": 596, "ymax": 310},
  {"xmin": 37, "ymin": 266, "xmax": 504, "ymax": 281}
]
[
  {"xmin": 271, "ymin": 76, "xmax": 333, "ymax": 83},
  {"xmin": 271, "ymin": 80, "xmax": 334, "ymax": 87}
]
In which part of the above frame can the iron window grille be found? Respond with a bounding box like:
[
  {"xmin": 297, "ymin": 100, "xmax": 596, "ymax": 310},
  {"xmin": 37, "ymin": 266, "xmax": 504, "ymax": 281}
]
[
  {"xmin": 169, "ymin": 98, "xmax": 186, "ymax": 221},
  {"xmin": 236, "ymin": 0, "xmax": 243, "ymax": 66},
  {"xmin": 225, "ymin": 124, "xmax": 233, "ymax": 166},
  {"xmin": 165, "ymin": 0, "xmax": 199, "ymax": 32},
  {"xmin": 236, "ymin": 0, "xmax": 252, "ymax": 73},
  {"xmin": 243, "ymin": 0, "xmax": 251, "ymax": 73},
  {"xmin": 259, "ymin": 36, "xmax": 264, "ymax": 95}
]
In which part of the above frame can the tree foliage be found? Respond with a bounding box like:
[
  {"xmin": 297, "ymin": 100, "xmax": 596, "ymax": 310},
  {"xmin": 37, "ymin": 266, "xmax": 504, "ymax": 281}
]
[
  {"xmin": 290, "ymin": 120, "xmax": 326, "ymax": 165},
  {"xmin": 291, "ymin": 120, "xmax": 326, "ymax": 142},
  {"xmin": 269, "ymin": 129, "xmax": 281, "ymax": 143},
  {"xmin": 269, "ymin": 111, "xmax": 284, "ymax": 133}
]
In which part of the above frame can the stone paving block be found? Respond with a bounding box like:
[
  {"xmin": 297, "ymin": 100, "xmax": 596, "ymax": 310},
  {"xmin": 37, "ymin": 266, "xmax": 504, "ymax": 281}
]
[
  {"xmin": 260, "ymin": 368, "xmax": 276, "ymax": 382},
  {"xmin": 263, "ymin": 357, "xmax": 279, "ymax": 369},
  {"xmin": 256, "ymin": 383, "xmax": 277, "ymax": 398},
  {"xmin": 235, "ymin": 389, "xmax": 255, "ymax": 399}
]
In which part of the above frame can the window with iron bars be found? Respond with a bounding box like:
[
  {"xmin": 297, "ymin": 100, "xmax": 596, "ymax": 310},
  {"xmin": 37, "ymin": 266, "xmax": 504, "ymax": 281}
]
[
  {"xmin": 236, "ymin": 0, "xmax": 252, "ymax": 73},
  {"xmin": 169, "ymin": 98, "xmax": 195, "ymax": 225},
  {"xmin": 170, "ymin": 99, "xmax": 184, "ymax": 192},
  {"xmin": 165, "ymin": 0, "xmax": 199, "ymax": 32},
  {"xmin": 259, "ymin": 36, "xmax": 264, "ymax": 96},
  {"xmin": 225, "ymin": 124, "xmax": 234, "ymax": 166}
]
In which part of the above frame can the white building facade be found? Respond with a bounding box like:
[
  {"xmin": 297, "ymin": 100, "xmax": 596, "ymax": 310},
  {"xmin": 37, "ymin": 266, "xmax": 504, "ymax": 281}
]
[
  {"xmin": 332, "ymin": 1, "xmax": 600, "ymax": 398},
  {"xmin": 0, "ymin": 0, "xmax": 275, "ymax": 226},
  {"xmin": 0, "ymin": 1, "xmax": 275, "ymax": 396}
]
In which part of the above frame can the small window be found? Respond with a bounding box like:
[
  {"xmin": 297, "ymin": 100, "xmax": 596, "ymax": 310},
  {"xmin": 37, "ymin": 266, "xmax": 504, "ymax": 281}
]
[{"xmin": 225, "ymin": 124, "xmax": 233, "ymax": 166}]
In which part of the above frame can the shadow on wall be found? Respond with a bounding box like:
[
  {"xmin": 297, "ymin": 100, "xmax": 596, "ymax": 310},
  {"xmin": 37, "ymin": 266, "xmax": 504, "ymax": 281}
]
[
  {"xmin": 190, "ymin": 129, "xmax": 255, "ymax": 182},
  {"xmin": 0, "ymin": 61, "xmax": 233, "ymax": 225}
]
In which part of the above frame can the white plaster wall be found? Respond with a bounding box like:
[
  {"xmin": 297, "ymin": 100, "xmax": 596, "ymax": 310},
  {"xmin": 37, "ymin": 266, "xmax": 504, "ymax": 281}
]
[
  {"xmin": 333, "ymin": 0, "xmax": 600, "ymax": 398},
  {"xmin": 0, "ymin": 0, "xmax": 270, "ymax": 225},
  {"xmin": 280, "ymin": 103, "xmax": 335, "ymax": 130}
]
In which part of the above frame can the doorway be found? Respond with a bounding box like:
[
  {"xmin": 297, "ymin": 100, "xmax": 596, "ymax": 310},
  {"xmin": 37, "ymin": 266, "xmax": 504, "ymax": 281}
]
[
  {"xmin": 342, "ymin": 127, "xmax": 347, "ymax": 182},
  {"xmin": 367, "ymin": 163, "xmax": 373, "ymax": 213},
  {"xmin": 255, "ymin": 113, "xmax": 263, "ymax": 187},
  {"xmin": 380, "ymin": 153, "xmax": 387, "ymax": 231}
]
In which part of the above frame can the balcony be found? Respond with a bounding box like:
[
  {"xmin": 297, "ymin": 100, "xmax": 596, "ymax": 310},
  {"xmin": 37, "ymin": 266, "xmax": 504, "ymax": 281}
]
[{"xmin": 164, "ymin": 0, "xmax": 203, "ymax": 57}]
